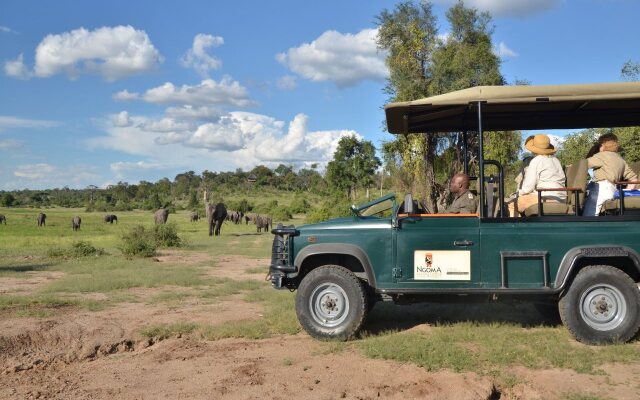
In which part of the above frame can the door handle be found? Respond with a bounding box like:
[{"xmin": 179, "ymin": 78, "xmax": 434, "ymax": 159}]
[{"xmin": 454, "ymin": 240, "xmax": 474, "ymax": 247}]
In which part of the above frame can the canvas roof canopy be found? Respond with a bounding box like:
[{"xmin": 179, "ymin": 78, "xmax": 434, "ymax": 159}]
[{"xmin": 384, "ymin": 82, "xmax": 640, "ymax": 134}]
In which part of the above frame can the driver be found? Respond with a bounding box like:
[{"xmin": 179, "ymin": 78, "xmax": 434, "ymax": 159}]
[{"xmin": 440, "ymin": 173, "xmax": 477, "ymax": 214}]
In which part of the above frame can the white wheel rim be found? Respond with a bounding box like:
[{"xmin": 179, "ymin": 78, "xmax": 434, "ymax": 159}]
[
  {"xmin": 309, "ymin": 283, "xmax": 350, "ymax": 328},
  {"xmin": 579, "ymin": 284, "xmax": 627, "ymax": 331}
]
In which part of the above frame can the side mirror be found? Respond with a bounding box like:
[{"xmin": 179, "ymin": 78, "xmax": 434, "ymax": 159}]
[{"xmin": 403, "ymin": 193, "xmax": 415, "ymax": 214}]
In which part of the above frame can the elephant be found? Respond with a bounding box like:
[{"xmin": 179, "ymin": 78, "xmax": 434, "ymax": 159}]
[
  {"xmin": 72, "ymin": 216, "xmax": 81, "ymax": 231},
  {"xmin": 255, "ymin": 215, "xmax": 272, "ymax": 233},
  {"xmin": 37, "ymin": 213, "xmax": 46, "ymax": 227},
  {"xmin": 190, "ymin": 212, "xmax": 200, "ymax": 222},
  {"xmin": 245, "ymin": 212, "xmax": 257, "ymax": 225},
  {"xmin": 104, "ymin": 214, "xmax": 118, "ymax": 224},
  {"xmin": 206, "ymin": 202, "xmax": 227, "ymax": 236},
  {"xmin": 0, "ymin": 214, "xmax": 5, "ymax": 225},
  {"xmin": 154, "ymin": 208, "xmax": 169, "ymax": 224}
]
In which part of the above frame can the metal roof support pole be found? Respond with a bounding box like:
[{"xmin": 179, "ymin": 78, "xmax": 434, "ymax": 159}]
[
  {"xmin": 463, "ymin": 131, "xmax": 469, "ymax": 175},
  {"xmin": 477, "ymin": 101, "xmax": 485, "ymax": 218}
]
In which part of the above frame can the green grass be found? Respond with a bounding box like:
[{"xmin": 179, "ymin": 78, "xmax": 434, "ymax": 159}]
[
  {"xmin": 357, "ymin": 321, "xmax": 640, "ymax": 375},
  {"xmin": 0, "ymin": 293, "xmax": 105, "ymax": 315},
  {"xmin": 140, "ymin": 321, "xmax": 198, "ymax": 340},
  {"xmin": 0, "ymin": 207, "xmax": 278, "ymax": 259}
]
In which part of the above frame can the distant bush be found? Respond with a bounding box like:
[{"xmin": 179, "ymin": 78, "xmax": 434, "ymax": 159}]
[
  {"xmin": 120, "ymin": 225, "xmax": 156, "ymax": 257},
  {"xmin": 270, "ymin": 207, "xmax": 292, "ymax": 222},
  {"xmin": 120, "ymin": 223, "xmax": 182, "ymax": 257},
  {"xmin": 153, "ymin": 223, "xmax": 182, "ymax": 247},
  {"xmin": 48, "ymin": 241, "xmax": 106, "ymax": 258},
  {"xmin": 304, "ymin": 197, "xmax": 352, "ymax": 224},
  {"xmin": 289, "ymin": 196, "xmax": 311, "ymax": 214}
]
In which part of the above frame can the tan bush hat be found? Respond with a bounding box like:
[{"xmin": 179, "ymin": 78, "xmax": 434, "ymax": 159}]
[{"xmin": 525, "ymin": 134, "xmax": 556, "ymax": 155}]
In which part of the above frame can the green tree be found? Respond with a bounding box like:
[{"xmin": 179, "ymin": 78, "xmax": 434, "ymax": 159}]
[
  {"xmin": 378, "ymin": 0, "xmax": 509, "ymax": 210},
  {"xmin": 326, "ymin": 136, "xmax": 381, "ymax": 200},
  {"xmin": 1, "ymin": 193, "xmax": 16, "ymax": 207}
]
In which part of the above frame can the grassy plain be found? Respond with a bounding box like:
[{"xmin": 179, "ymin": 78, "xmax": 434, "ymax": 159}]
[{"xmin": 1, "ymin": 205, "xmax": 640, "ymax": 396}]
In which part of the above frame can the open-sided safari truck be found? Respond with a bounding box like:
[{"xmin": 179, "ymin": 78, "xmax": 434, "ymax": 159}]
[{"xmin": 269, "ymin": 82, "xmax": 640, "ymax": 344}]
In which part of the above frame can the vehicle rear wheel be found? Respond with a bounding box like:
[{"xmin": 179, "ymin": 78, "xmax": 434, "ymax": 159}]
[
  {"xmin": 296, "ymin": 265, "xmax": 368, "ymax": 340},
  {"xmin": 559, "ymin": 265, "xmax": 640, "ymax": 344}
]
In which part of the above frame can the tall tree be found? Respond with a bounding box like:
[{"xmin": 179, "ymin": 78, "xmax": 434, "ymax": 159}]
[
  {"xmin": 378, "ymin": 0, "xmax": 510, "ymax": 210},
  {"xmin": 326, "ymin": 136, "xmax": 381, "ymax": 200}
]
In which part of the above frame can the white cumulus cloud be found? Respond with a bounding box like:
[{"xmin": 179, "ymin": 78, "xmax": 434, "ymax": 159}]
[
  {"xmin": 114, "ymin": 111, "xmax": 132, "ymax": 127},
  {"xmin": 165, "ymin": 105, "xmax": 223, "ymax": 121},
  {"xmin": 140, "ymin": 77, "xmax": 254, "ymax": 107},
  {"xmin": 432, "ymin": 0, "xmax": 561, "ymax": 17},
  {"xmin": 110, "ymin": 161, "xmax": 165, "ymax": 174},
  {"xmin": 113, "ymin": 90, "xmax": 139, "ymax": 101},
  {"xmin": 180, "ymin": 34, "xmax": 224, "ymax": 78},
  {"xmin": 7, "ymin": 25, "xmax": 163, "ymax": 81},
  {"xmin": 4, "ymin": 54, "xmax": 32, "ymax": 79},
  {"xmin": 277, "ymin": 28, "xmax": 388, "ymax": 87},
  {"xmin": 89, "ymin": 111, "xmax": 358, "ymax": 172}
]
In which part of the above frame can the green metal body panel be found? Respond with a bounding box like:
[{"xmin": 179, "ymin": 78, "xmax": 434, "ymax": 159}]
[{"xmin": 289, "ymin": 207, "xmax": 640, "ymax": 291}]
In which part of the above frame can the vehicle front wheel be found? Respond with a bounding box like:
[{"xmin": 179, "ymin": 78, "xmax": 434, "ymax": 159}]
[
  {"xmin": 296, "ymin": 265, "xmax": 368, "ymax": 341},
  {"xmin": 559, "ymin": 265, "xmax": 640, "ymax": 344}
]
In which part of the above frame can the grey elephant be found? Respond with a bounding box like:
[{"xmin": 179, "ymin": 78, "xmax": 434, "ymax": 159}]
[
  {"xmin": 104, "ymin": 214, "xmax": 118, "ymax": 224},
  {"xmin": 245, "ymin": 212, "xmax": 257, "ymax": 225},
  {"xmin": 190, "ymin": 212, "xmax": 199, "ymax": 222},
  {"xmin": 206, "ymin": 202, "xmax": 227, "ymax": 236},
  {"xmin": 37, "ymin": 213, "xmax": 46, "ymax": 227},
  {"xmin": 256, "ymin": 215, "xmax": 272, "ymax": 233},
  {"xmin": 0, "ymin": 214, "xmax": 6, "ymax": 225},
  {"xmin": 72, "ymin": 216, "xmax": 81, "ymax": 231},
  {"xmin": 154, "ymin": 208, "xmax": 169, "ymax": 224}
]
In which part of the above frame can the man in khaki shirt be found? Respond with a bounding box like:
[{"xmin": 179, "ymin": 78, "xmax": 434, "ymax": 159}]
[
  {"xmin": 584, "ymin": 133, "xmax": 638, "ymax": 215},
  {"xmin": 442, "ymin": 173, "xmax": 477, "ymax": 214}
]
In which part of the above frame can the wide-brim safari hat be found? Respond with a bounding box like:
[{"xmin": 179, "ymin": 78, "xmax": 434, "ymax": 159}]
[{"xmin": 525, "ymin": 134, "xmax": 556, "ymax": 155}]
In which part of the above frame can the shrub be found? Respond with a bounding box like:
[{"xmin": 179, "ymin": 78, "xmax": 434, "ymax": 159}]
[
  {"xmin": 120, "ymin": 225, "xmax": 156, "ymax": 257},
  {"xmin": 270, "ymin": 207, "xmax": 292, "ymax": 222},
  {"xmin": 289, "ymin": 196, "xmax": 311, "ymax": 214},
  {"xmin": 153, "ymin": 223, "xmax": 182, "ymax": 247},
  {"xmin": 304, "ymin": 197, "xmax": 352, "ymax": 224},
  {"xmin": 47, "ymin": 241, "xmax": 106, "ymax": 258}
]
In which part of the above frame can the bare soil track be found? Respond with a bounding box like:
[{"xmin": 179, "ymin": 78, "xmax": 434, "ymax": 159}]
[{"xmin": 1, "ymin": 255, "xmax": 640, "ymax": 399}]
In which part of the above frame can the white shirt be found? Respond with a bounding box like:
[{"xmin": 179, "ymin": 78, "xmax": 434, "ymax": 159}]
[{"xmin": 518, "ymin": 155, "xmax": 566, "ymax": 200}]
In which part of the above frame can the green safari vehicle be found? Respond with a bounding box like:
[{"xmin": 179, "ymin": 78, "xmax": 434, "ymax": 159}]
[{"xmin": 269, "ymin": 82, "xmax": 640, "ymax": 344}]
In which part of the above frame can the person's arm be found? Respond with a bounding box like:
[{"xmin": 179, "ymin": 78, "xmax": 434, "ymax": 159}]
[
  {"xmin": 587, "ymin": 153, "xmax": 604, "ymax": 169},
  {"xmin": 518, "ymin": 157, "xmax": 538, "ymax": 195}
]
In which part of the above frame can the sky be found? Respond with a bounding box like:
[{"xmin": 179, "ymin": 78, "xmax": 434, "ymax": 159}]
[{"xmin": 1, "ymin": 0, "xmax": 639, "ymax": 190}]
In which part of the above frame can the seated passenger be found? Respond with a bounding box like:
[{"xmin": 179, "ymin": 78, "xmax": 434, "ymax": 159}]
[
  {"xmin": 440, "ymin": 173, "xmax": 477, "ymax": 214},
  {"xmin": 509, "ymin": 134, "xmax": 566, "ymax": 216},
  {"xmin": 583, "ymin": 133, "xmax": 638, "ymax": 216}
]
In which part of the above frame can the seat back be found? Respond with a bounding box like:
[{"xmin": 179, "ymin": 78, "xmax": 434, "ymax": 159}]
[{"xmin": 565, "ymin": 159, "xmax": 589, "ymax": 210}]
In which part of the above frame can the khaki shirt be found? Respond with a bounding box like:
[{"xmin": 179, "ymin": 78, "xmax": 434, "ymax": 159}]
[
  {"xmin": 588, "ymin": 151, "xmax": 638, "ymax": 184},
  {"xmin": 445, "ymin": 190, "xmax": 477, "ymax": 214}
]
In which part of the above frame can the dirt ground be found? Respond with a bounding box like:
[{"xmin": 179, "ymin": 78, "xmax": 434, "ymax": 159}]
[{"xmin": 1, "ymin": 255, "xmax": 640, "ymax": 400}]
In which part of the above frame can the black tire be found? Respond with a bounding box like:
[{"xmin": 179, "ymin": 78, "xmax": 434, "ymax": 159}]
[
  {"xmin": 559, "ymin": 265, "xmax": 640, "ymax": 344},
  {"xmin": 295, "ymin": 265, "xmax": 368, "ymax": 341}
]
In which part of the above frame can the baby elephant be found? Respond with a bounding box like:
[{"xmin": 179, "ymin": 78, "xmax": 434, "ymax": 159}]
[
  {"xmin": 37, "ymin": 213, "xmax": 46, "ymax": 227},
  {"xmin": 72, "ymin": 216, "xmax": 81, "ymax": 231},
  {"xmin": 190, "ymin": 212, "xmax": 199, "ymax": 222},
  {"xmin": 104, "ymin": 214, "xmax": 118, "ymax": 224},
  {"xmin": 0, "ymin": 214, "xmax": 6, "ymax": 225}
]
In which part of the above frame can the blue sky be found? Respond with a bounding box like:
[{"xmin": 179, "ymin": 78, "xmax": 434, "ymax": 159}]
[{"xmin": 1, "ymin": 0, "xmax": 639, "ymax": 190}]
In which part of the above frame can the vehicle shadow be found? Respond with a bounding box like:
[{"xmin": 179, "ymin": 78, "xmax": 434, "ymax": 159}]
[
  {"xmin": 361, "ymin": 301, "xmax": 561, "ymax": 336},
  {"xmin": 230, "ymin": 233, "xmax": 264, "ymax": 237}
]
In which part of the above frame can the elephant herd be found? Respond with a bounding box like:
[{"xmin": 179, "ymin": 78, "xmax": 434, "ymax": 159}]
[{"xmin": 0, "ymin": 206, "xmax": 273, "ymax": 236}]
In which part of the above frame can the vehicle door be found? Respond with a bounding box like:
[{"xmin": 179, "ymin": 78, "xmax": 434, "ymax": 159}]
[{"xmin": 393, "ymin": 215, "xmax": 481, "ymax": 288}]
